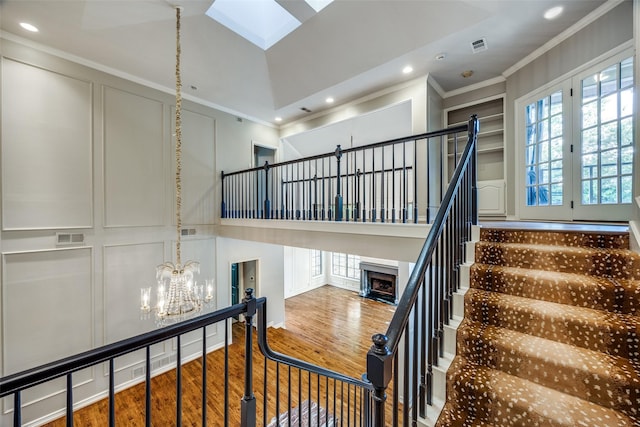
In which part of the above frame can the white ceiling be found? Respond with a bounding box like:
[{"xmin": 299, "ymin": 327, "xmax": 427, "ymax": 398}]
[{"xmin": 0, "ymin": 0, "xmax": 611, "ymax": 125}]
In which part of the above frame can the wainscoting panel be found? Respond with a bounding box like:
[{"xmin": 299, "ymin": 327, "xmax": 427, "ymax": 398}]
[
  {"xmin": 103, "ymin": 86, "xmax": 165, "ymax": 227},
  {"xmin": 1, "ymin": 248, "xmax": 94, "ymax": 418},
  {"xmin": 1, "ymin": 58, "xmax": 93, "ymax": 230},
  {"xmin": 173, "ymin": 108, "xmax": 216, "ymax": 226}
]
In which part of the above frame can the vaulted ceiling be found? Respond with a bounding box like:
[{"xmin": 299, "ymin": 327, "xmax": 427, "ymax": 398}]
[{"xmin": 0, "ymin": 0, "xmax": 611, "ymax": 125}]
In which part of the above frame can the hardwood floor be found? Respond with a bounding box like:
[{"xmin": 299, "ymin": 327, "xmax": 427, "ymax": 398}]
[{"xmin": 42, "ymin": 285, "xmax": 395, "ymax": 426}]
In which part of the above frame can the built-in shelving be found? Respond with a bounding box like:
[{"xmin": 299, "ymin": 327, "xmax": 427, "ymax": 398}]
[{"xmin": 445, "ymin": 94, "xmax": 506, "ymax": 215}]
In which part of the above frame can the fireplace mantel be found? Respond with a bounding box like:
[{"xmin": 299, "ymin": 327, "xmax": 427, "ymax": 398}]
[{"xmin": 360, "ymin": 262, "xmax": 398, "ymax": 305}]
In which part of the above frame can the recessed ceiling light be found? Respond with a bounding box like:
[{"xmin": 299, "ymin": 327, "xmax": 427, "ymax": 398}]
[
  {"xmin": 461, "ymin": 70, "xmax": 474, "ymax": 78},
  {"xmin": 326, "ymin": 97, "xmax": 334, "ymax": 104},
  {"xmin": 275, "ymin": 117, "xmax": 283, "ymax": 122},
  {"xmin": 402, "ymin": 66, "xmax": 413, "ymax": 74},
  {"xmin": 435, "ymin": 53, "xmax": 446, "ymax": 61},
  {"xmin": 20, "ymin": 22, "xmax": 39, "ymax": 32},
  {"xmin": 544, "ymin": 6, "xmax": 563, "ymax": 20}
]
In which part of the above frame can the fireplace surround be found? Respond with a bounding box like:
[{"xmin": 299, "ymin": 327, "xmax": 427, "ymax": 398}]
[{"xmin": 359, "ymin": 262, "xmax": 398, "ymax": 305}]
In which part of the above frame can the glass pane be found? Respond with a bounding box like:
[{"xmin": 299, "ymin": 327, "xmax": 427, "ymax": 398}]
[
  {"xmin": 538, "ymin": 185, "xmax": 550, "ymax": 205},
  {"xmin": 621, "ymin": 176, "xmax": 632, "ymax": 203},
  {"xmin": 600, "ymin": 148, "xmax": 618, "ymax": 170},
  {"xmin": 582, "ymin": 128, "xmax": 598, "ymax": 154},
  {"xmin": 526, "ymin": 103, "xmax": 536, "ymax": 125},
  {"xmin": 550, "ymin": 137, "xmax": 563, "ymax": 160},
  {"xmin": 550, "ymin": 91, "xmax": 563, "ymax": 115},
  {"xmin": 526, "ymin": 145, "xmax": 536, "ymax": 165},
  {"xmin": 550, "ymin": 114, "xmax": 562, "ymax": 137},
  {"xmin": 583, "ymin": 153, "xmax": 597, "ymax": 167},
  {"xmin": 621, "ymin": 117, "xmax": 633, "ymax": 146},
  {"xmin": 538, "ymin": 121, "xmax": 549, "ymax": 141},
  {"xmin": 600, "ymin": 177, "xmax": 618, "ymax": 204},
  {"xmin": 599, "ymin": 64, "xmax": 618, "ymax": 97},
  {"xmin": 539, "ymin": 97, "xmax": 549, "ymax": 119},
  {"xmin": 539, "ymin": 140, "xmax": 549, "ymax": 163},
  {"xmin": 621, "ymin": 146, "xmax": 633, "ymax": 174},
  {"xmin": 551, "ymin": 183, "xmax": 563, "ymax": 205},
  {"xmin": 600, "ymin": 93, "xmax": 618, "ymax": 122},
  {"xmin": 621, "ymin": 57, "xmax": 633, "ymax": 89},
  {"xmin": 582, "ymin": 180, "xmax": 598, "ymax": 204},
  {"xmin": 621, "ymin": 88, "xmax": 633, "ymax": 117},
  {"xmin": 551, "ymin": 160, "xmax": 562, "ymax": 182},
  {"xmin": 526, "ymin": 185, "xmax": 536, "ymax": 206},
  {"xmin": 582, "ymin": 101, "xmax": 597, "ymax": 128},
  {"xmin": 526, "ymin": 125, "xmax": 536, "ymax": 145},
  {"xmin": 600, "ymin": 122, "xmax": 618, "ymax": 150},
  {"xmin": 582, "ymin": 75, "xmax": 598, "ymax": 103},
  {"xmin": 601, "ymin": 164, "xmax": 617, "ymax": 177},
  {"xmin": 583, "ymin": 165, "xmax": 596, "ymax": 179},
  {"xmin": 539, "ymin": 163, "xmax": 549, "ymax": 184}
]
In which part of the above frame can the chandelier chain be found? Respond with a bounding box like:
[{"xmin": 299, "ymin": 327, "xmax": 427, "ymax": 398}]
[{"xmin": 175, "ymin": 6, "xmax": 182, "ymax": 266}]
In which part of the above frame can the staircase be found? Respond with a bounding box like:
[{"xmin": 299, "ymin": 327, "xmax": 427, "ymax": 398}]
[{"xmin": 437, "ymin": 226, "xmax": 640, "ymax": 426}]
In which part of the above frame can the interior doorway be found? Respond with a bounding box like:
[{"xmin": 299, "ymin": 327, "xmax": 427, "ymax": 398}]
[{"xmin": 231, "ymin": 259, "xmax": 259, "ymax": 320}]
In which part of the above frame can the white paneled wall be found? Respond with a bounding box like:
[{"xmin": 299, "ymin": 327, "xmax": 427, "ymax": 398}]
[
  {"xmin": 1, "ymin": 58, "xmax": 93, "ymax": 229},
  {"xmin": 103, "ymin": 87, "xmax": 165, "ymax": 227},
  {"xmin": 0, "ymin": 42, "xmax": 239, "ymax": 426}
]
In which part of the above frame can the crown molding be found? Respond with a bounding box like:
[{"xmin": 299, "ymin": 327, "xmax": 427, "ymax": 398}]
[{"xmin": 443, "ymin": 76, "xmax": 506, "ymax": 99}]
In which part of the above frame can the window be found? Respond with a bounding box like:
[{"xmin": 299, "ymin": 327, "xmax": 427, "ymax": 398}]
[
  {"xmin": 331, "ymin": 253, "xmax": 360, "ymax": 279},
  {"xmin": 311, "ymin": 249, "xmax": 322, "ymax": 277}
]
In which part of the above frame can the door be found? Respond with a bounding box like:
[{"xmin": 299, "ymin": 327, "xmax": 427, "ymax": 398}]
[{"xmin": 518, "ymin": 51, "xmax": 634, "ymax": 222}]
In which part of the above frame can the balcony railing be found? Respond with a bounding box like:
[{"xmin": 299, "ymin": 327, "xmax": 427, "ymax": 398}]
[
  {"xmin": 2, "ymin": 115, "xmax": 479, "ymax": 426},
  {"xmin": 222, "ymin": 123, "xmax": 473, "ymax": 224}
]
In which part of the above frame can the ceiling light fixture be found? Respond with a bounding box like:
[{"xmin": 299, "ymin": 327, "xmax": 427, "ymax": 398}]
[
  {"xmin": 326, "ymin": 97, "xmax": 334, "ymax": 104},
  {"xmin": 544, "ymin": 6, "xmax": 563, "ymax": 20},
  {"xmin": 20, "ymin": 22, "xmax": 39, "ymax": 32},
  {"xmin": 461, "ymin": 70, "xmax": 474, "ymax": 78},
  {"xmin": 402, "ymin": 66, "xmax": 413, "ymax": 74},
  {"xmin": 275, "ymin": 117, "xmax": 283, "ymax": 122},
  {"xmin": 435, "ymin": 53, "xmax": 446, "ymax": 61}
]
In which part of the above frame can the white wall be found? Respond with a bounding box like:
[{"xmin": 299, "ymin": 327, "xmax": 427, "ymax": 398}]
[
  {"xmin": 283, "ymin": 246, "xmax": 326, "ymax": 298},
  {"xmin": 0, "ymin": 37, "xmax": 278, "ymax": 426}
]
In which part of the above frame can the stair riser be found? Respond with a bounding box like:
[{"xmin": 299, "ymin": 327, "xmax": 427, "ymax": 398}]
[
  {"xmin": 456, "ymin": 330, "xmax": 640, "ymax": 417},
  {"xmin": 470, "ymin": 265, "xmax": 623, "ymax": 313},
  {"xmin": 475, "ymin": 244, "xmax": 640, "ymax": 280},
  {"xmin": 464, "ymin": 293, "xmax": 640, "ymax": 360},
  {"xmin": 479, "ymin": 229, "xmax": 630, "ymax": 249}
]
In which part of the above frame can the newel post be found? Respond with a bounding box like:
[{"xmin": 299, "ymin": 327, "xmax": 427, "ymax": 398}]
[
  {"xmin": 334, "ymin": 145, "xmax": 343, "ymax": 221},
  {"xmin": 263, "ymin": 161, "xmax": 271, "ymax": 219},
  {"xmin": 221, "ymin": 171, "xmax": 227, "ymax": 218},
  {"xmin": 241, "ymin": 288, "xmax": 257, "ymax": 427},
  {"xmin": 366, "ymin": 333, "xmax": 392, "ymax": 426}
]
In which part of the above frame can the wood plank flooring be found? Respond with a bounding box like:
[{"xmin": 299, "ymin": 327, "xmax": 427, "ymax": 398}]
[{"xmin": 42, "ymin": 285, "xmax": 395, "ymax": 426}]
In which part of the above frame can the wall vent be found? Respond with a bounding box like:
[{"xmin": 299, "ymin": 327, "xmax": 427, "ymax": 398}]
[
  {"xmin": 56, "ymin": 232, "xmax": 85, "ymax": 246},
  {"xmin": 181, "ymin": 228, "xmax": 197, "ymax": 236},
  {"xmin": 471, "ymin": 38, "xmax": 488, "ymax": 53}
]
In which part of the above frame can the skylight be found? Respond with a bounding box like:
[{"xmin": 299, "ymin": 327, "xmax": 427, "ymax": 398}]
[{"xmin": 206, "ymin": 0, "xmax": 333, "ymax": 50}]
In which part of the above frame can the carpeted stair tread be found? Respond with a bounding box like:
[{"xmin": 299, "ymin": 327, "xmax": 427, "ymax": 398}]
[
  {"xmin": 480, "ymin": 228, "xmax": 629, "ymax": 249},
  {"xmin": 445, "ymin": 356, "xmax": 637, "ymax": 427},
  {"xmin": 457, "ymin": 319, "xmax": 640, "ymax": 417},
  {"xmin": 470, "ymin": 263, "xmax": 632, "ymax": 313},
  {"xmin": 474, "ymin": 242, "xmax": 640, "ymax": 280},
  {"xmin": 464, "ymin": 288, "xmax": 640, "ymax": 359}
]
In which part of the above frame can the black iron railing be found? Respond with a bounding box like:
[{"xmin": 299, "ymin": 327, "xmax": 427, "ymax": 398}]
[
  {"xmin": 365, "ymin": 115, "xmax": 479, "ymax": 425},
  {"xmin": 2, "ymin": 116, "xmax": 479, "ymax": 427},
  {"xmin": 221, "ymin": 125, "xmax": 470, "ymax": 224},
  {"xmin": 1, "ymin": 289, "xmax": 373, "ymax": 427}
]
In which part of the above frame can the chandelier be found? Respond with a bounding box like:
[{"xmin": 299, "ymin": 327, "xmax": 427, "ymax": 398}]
[{"xmin": 140, "ymin": 6, "xmax": 214, "ymax": 321}]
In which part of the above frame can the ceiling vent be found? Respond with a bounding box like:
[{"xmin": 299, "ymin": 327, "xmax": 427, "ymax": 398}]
[{"xmin": 471, "ymin": 38, "xmax": 488, "ymax": 53}]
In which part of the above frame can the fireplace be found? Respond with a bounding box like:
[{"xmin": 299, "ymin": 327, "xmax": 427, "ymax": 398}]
[{"xmin": 360, "ymin": 262, "xmax": 398, "ymax": 305}]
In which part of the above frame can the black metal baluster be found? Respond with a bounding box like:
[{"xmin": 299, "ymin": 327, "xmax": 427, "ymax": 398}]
[
  {"xmin": 402, "ymin": 143, "xmax": 407, "ymax": 223},
  {"xmin": 176, "ymin": 335, "xmax": 182, "ymax": 427},
  {"xmin": 224, "ymin": 319, "xmax": 229, "ymax": 427},
  {"xmin": 392, "ymin": 144, "xmax": 396, "ymax": 223},
  {"xmin": 13, "ymin": 391, "xmax": 21, "ymax": 427},
  {"xmin": 403, "ymin": 327, "xmax": 409, "ymax": 427},
  {"xmin": 276, "ymin": 363, "xmax": 280, "ymax": 426},
  {"xmin": 241, "ymin": 289, "xmax": 256, "ymax": 427},
  {"xmin": 381, "ymin": 146, "xmax": 385, "ymax": 222},
  {"xmin": 263, "ymin": 357, "xmax": 268, "ymax": 427},
  {"xmin": 413, "ymin": 139, "xmax": 418, "ymax": 223},
  {"xmin": 109, "ymin": 358, "xmax": 115, "ymax": 427},
  {"xmin": 66, "ymin": 373, "xmax": 73, "ymax": 427},
  {"xmin": 146, "ymin": 346, "xmax": 151, "ymax": 427},
  {"xmin": 202, "ymin": 327, "xmax": 207, "ymax": 426},
  {"xmin": 393, "ymin": 354, "xmax": 399, "ymax": 427},
  {"xmin": 371, "ymin": 147, "xmax": 376, "ymax": 222},
  {"xmin": 335, "ymin": 145, "xmax": 343, "ymax": 222}
]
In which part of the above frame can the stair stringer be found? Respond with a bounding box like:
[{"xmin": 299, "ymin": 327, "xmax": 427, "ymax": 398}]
[{"xmin": 416, "ymin": 225, "xmax": 480, "ymax": 427}]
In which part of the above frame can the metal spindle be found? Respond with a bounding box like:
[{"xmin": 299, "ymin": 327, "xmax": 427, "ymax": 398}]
[{"xmin": 109, "ymin": 359, "xmax": 115, "ymax": 427}]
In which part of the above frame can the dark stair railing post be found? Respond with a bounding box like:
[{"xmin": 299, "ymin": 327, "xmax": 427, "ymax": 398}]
[
  {"xmin": 469, "ymin": 115, "xmax": 479, "ymax": 225},
  {"xmin": 367, "ymin": 333, "xmax": 392, "ymax": 426},
  {"xmin": 263, "ymin": 161, "xmax": 271, "ymax": 219},
  {"xmin": 241, "ymin": 288, "xmax": 257, "ymax": 427},
  {"xmin": 221, "ymin": 171, "xmax": 227, "ymax": 218},
  {"xmin": 334, "ymin": 145, "xmax": 343, "ymax": 221}
]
